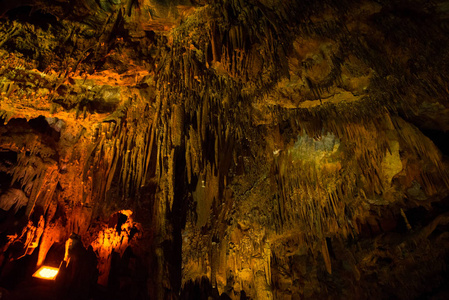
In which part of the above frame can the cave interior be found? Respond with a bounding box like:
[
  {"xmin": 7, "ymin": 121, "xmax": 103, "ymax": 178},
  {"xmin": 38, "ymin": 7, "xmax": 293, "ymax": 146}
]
[{"xmin": 1, "ymin": 0, "xmax": 449, "ymax": 299}]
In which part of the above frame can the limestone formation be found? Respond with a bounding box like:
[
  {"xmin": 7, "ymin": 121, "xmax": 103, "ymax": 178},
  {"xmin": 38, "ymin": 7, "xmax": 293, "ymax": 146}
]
[{"xmin": 1, "ymin": 0, "xmax": 449, "ymax": 299}]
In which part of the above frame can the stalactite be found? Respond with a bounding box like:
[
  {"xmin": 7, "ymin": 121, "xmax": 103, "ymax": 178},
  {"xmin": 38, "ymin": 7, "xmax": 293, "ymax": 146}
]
[{"xmin": 2, "ymin": 0, "xmax": 449, "ymax": 298}]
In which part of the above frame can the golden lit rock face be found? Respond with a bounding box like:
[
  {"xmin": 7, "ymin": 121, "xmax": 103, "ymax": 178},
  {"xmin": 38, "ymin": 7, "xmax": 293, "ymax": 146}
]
[
  {"xmin": 1, "ymin": 0, "xmax": 449, "ymax": 299},
  {"xmin": 89, "ymin": 210, "xmax": 143, "ymax": 285}
]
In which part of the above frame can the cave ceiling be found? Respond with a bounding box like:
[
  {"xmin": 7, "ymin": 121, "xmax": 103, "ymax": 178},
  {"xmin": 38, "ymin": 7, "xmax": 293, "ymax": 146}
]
[{"xmin": 1, "ymin": 0, "xmax": 449, "ymax": 299}]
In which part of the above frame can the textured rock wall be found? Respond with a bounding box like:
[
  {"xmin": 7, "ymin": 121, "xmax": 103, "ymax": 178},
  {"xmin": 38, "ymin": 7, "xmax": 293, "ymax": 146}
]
[{"xmin": 1, "ymin": 0, "xmax": 449, "ymax": 299}]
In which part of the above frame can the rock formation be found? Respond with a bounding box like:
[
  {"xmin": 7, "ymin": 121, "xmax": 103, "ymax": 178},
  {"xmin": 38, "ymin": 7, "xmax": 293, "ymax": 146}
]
[{"xmin": 1, "ymin": 0, "xmax": 449, "ymax": 299}]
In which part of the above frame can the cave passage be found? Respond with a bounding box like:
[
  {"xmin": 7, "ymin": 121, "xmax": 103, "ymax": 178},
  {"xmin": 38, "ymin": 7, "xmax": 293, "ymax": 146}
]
[{"xmin": 1, "ymin": 0, "xmax": 449, "ymax": 299}]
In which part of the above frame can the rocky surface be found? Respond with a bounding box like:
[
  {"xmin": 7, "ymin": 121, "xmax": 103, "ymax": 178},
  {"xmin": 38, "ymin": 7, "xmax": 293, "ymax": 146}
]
[{"xmin": 1, "ymin": 0, "xmax": 449, "ymax": 299}]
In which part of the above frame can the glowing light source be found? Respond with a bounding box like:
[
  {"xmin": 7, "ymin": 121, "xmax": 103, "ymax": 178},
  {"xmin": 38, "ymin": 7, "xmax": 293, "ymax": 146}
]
[{"xmin": 32, "ymin": 266, "xmax": 59, "ymax": 280}]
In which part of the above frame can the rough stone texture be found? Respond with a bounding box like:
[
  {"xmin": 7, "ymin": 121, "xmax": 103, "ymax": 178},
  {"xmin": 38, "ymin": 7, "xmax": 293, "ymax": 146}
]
[{"xmin": 1, "ymin": 0, "xmax": 449, "ymax": 299}]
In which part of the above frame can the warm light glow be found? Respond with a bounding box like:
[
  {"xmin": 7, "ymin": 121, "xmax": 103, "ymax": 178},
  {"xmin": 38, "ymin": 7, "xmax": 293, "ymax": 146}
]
[{"xmin": 32, "ymin": 266, "xmax": 59, "ymax": 280}]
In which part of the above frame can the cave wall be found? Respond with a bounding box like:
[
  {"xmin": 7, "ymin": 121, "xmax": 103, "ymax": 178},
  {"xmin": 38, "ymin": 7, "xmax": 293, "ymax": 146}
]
[{"xmin": 1, "ymin": 0, "xmax": 449, "ymax": 299}]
